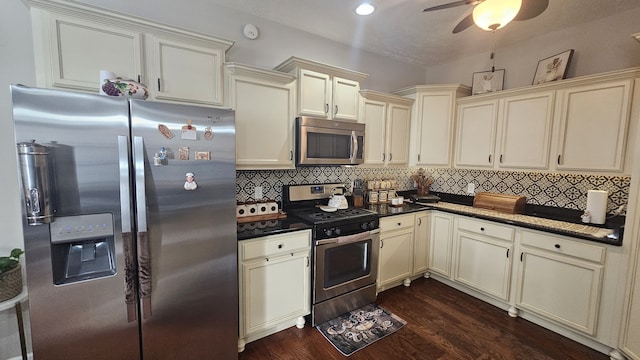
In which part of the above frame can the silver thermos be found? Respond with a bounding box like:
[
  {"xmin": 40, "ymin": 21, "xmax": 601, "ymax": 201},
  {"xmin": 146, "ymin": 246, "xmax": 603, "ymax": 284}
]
[{"xmin": 17, "ymin": 141, "xmax": 54, "ymax": 225}]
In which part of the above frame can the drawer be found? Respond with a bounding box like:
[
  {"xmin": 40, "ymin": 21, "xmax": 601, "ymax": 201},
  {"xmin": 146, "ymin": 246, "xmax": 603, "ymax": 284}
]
[
  {"xmin": 240, "ymin": 230, "xmax": 311, "ymax": 261},
  {"xmin": 380, "ymin": 213, "xmax": 415, "ymax": 232},
  {"xmin": 457, "ymin": 216, "xmax": 514, "ymax": 241},
  {"xmin": 520, "ymin": 230, "xmax": 605, "ymax": 264}
]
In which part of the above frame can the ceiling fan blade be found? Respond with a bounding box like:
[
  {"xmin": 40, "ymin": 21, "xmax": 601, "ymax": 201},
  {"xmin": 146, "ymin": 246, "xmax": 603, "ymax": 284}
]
[
  {"xmin": 514, "ymin": 0, "xmax": 549, "ymax": 21},
  {"xmin": 452, "ymin": 13, "xmax": 475, "ymax": 33},
  {"xmin": 423, "ymin": 0, "xmax": 481, "ymax": 12}
]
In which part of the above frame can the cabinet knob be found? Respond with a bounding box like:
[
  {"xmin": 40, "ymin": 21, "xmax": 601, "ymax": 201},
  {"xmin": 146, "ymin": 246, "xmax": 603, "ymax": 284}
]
[
  {"xmin": 480, "ymin": 227, "xmax": 485, "ymax": 231},
  {"xmin": 325, "ymin": 104, "xmax": 329, "ymax": 114},
  {"xmin": 334, "ymin": 105, "xmax": 338, "ymax": 116},
  {"xmin": 278, "ymin": 243, "xmax": 283, "ymax": 249},
  {"xmin": 389, "ymin": 153, "xmax": 393, "ymax": 161},
  {"xmin": 554, "ymin": 244, "xmax": 561, "ymax": 249},
  {"xmin": 397, "ymin": 222, "xmax": 402, "ymax": 226}
]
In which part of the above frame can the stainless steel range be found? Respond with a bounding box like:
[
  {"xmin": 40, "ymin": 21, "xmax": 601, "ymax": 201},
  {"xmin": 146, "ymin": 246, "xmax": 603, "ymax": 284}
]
[{"xmin": 283, "ymin": 184, "xmax": 380, "ymax": 326}]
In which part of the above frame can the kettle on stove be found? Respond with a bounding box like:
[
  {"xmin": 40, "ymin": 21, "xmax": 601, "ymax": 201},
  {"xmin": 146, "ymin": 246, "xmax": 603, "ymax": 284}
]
[{"xmin": 328, "ymin": 187, "xmax": 348, "ymax": 209}]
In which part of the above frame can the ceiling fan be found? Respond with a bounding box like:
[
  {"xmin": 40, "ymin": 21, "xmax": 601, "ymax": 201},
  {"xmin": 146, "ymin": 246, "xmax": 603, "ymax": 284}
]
[{"xmin": 423, "ymin": 0, "xmax": 549, "ymax": 33}]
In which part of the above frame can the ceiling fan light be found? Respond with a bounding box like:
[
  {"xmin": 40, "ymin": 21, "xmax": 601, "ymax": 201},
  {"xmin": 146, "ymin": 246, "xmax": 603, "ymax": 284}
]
[
  {"xmin": 356, "ymin": 3, "xmax": 375, "ymax": 16},
  {"xmin": 472, "ymin": 0, "xmax": 522, "ymax": 31}
]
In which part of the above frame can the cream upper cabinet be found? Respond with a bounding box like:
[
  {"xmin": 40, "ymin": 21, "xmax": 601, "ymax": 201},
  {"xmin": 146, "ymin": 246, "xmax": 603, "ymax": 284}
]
[
  {"xmin": 225, "ymin": 63, "xmax": 296, "ymax": 169},
  {"xmin": 554, "ymin": 79, "xmax": 633, "ymax": 172},
  {"xmin": 30, "ymin": 9, "xmax": 144, "ymax": 92},
  {"xmin": 452, "ymin": 216, "xmax": 514, "ymax": 301},
  {"xmin": 274, "ymin": 57, "xmax": 368, "ymax": 120},
  {"xmin": 360, "ymin": 90, "xmax": 413, "ymax": 166},
  {"xmin": 147, "ymin": 35, "xmax": 226, "ymax": 106},
  {"xmin": 514, "ymin": 230, "xmax": 605, "ymax": 336},
  {"xmin": 496, "ymin": 91, "xmax": 555, "ymax": 169},
  {"xmin": 455, "ymin": 99, "xmax": 498, "ymax": 168},
  {"xmin": 393, "ymin": 85, "xmax": 471, "ymax": 167},
  {"xmin": 27, "ymin": 1, "xmax": 232, "ymax": 106}
]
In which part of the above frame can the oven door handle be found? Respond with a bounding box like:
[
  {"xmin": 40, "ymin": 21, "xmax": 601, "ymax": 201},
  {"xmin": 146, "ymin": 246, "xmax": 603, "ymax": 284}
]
[{"xmin": 316, "ymin": 230, "xmax": 377, "ymax": 246}]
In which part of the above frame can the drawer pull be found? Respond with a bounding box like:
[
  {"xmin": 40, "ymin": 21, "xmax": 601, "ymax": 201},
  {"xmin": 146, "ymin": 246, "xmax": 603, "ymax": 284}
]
[
  {"xmin": 554, "ymin": 244, "xmax": 561, "ymax": 249},
  {"xmin": 397, "ymin": 222, "xmax": 402, "ymax": 226},
  {"xmin": 278, "ymin": 243, "xmax": 283, "ymax": 249},
  {"xmin": 480, "ymin": 227, "xmax": 485, "ymax": 231}
]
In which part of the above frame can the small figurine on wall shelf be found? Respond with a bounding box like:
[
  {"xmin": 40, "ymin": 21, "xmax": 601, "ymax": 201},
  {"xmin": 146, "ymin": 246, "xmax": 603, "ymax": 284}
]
[{"xmin": 184, "ymin": 172, "xmax": 198, "ymax": 191}]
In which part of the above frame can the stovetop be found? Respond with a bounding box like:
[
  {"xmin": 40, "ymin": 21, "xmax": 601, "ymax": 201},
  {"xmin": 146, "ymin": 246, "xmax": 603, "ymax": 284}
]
[{"xmin": 288, "ymin": 207, "xmax": 377, "ymax": 225}]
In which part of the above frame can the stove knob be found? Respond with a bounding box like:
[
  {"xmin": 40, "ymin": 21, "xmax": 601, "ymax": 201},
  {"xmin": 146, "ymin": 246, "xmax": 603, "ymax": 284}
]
[
  {"xmin": 335, "ymin": 228, "xmax": 341, "ymax": 235},
  {"xmin": 360, "ymin": 222, "xmax": 368, "ymax": 230},
  {"xmin": 324, "ymin": 228, "xmax": 333, "ymax": 237},
  {"xmin": 369, "ymin": 221, "xmax": 376, "ymax": 229}
]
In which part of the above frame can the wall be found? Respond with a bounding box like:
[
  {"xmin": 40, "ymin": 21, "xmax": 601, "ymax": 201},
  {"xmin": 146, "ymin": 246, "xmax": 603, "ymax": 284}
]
[{"xmin": 424, "ymin": 8, "xmax": 640, "ymax": 90}]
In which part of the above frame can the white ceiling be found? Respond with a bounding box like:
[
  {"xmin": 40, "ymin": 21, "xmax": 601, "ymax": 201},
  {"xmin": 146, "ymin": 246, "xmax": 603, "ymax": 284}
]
[{"xmin": 205, "ymin": 0, "xmax": 640, "ymax": 67}]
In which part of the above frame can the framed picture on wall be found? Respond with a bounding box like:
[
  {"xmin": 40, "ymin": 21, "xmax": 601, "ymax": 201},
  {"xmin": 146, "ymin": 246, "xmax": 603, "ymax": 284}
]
[
  {"xmin": 532, "ymin": 49, "xmax": 574, "ymax": 85},
  {"xmin": 471, "ymin": 69, "xmax": 505, "ymax": 95}
]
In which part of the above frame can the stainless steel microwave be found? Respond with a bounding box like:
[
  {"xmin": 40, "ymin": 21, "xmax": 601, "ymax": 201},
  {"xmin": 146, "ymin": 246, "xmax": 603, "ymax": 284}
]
[{"xmin": 296, "ymin": 117, "xmax": 365, "ymax": 166}]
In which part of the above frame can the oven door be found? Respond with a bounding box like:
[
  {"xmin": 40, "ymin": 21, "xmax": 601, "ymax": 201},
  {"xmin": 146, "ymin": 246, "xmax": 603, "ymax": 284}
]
[
  {"xmin": 314, "ymin": 230, "xmax": 379, "ymax": 303},
  {"xmin": 297, "ymin": 120, "xmax": 365, "ymax": 166}
]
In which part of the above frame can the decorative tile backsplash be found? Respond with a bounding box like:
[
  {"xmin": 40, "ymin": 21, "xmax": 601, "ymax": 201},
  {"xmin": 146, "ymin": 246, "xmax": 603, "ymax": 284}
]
[{"xmin": 236, "ymin": 167, "xmax": 630, "ymax": 214}]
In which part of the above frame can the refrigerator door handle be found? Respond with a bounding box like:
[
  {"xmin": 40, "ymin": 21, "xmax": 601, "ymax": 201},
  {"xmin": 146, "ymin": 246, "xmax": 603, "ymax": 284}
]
[
  {"xmin": 118, "ymin": 136, "xmax": 137, "ymax": 322},
  {"xmin": 133, "ymin": 136, "xmax": 152, "ymax": 319}
]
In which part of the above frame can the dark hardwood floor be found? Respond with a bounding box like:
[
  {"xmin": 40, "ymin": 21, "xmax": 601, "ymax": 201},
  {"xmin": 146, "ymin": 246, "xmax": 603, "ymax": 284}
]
[{"xmin": 238, "ymin": 277, "xmax": 609, "ymax": 360}]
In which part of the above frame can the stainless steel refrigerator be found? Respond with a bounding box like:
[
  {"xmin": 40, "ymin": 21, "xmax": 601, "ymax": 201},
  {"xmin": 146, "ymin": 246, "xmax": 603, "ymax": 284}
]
[{"xmin": 11, "ymin": 85, "xmax": 238, "ymax": 359}]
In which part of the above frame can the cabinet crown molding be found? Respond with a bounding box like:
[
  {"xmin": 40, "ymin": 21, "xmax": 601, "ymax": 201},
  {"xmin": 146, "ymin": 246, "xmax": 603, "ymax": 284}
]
[
  {"xmin": 392, "ymin": 84, "xmax": 471, "ymax": 98},
  {"xmin": 23, "ymin": 0, "xmax": 234, "ymax": 50},
  {"xmin": 359, "ymin": 89, "xmax": 414, "ymax": 105},
  {"xmin": 274, "ymin": 56, "xmax": 368, "ymax": 82},
  {"xmin": 457, "ymin": 66, "xmax": 640, "ymax": 104},
  {"xmin": 225, "ymin": 63, "xmax": 296, "ymax": 84}
]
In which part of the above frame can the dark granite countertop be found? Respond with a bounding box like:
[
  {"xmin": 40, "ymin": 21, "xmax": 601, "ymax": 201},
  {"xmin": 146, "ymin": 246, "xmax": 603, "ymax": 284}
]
[{"xmin": 237, "ymin": 218, "xmax": 311, "ymax": 241}]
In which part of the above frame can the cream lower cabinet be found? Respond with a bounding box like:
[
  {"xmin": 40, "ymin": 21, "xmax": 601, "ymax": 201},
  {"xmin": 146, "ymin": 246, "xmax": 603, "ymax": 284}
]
[
  {"xmin": 225, "ymin": 63, "xmax": 296, "ymax": 169},
  {"xmin": 452, "ymin": 216, "xmax": 514, "ymax": 301},
  {"xmin": 413, "ymin": 211, "xmax": 430, "ymax": 276},
  {"xmin": 238, "ymin": 230, "xmax": 311, "ymax": 352},
  {"xmin": 28, "ymin": 1, "xmax": 232, "ymax": 106},
  {"xmin": 429, "ymin": 212, "xmax": 454, "ymax": 277},
  {"xmin": 378, "ymin": 214, "xmax": 415, "ymax": 291},
  {"xmin": 514, "ymin": 230, "xmax": 605, "ymax": 336}
]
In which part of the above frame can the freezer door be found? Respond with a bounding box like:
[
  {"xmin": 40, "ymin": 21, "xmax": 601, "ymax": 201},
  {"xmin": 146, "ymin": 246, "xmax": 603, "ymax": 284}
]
[
  {"xmin": 11, "ymin": 85, "xmax": 141, "ymax": 359},
  {"xmin": 129, "ymin": 100, "xmax": 238, "ymax": 359}
]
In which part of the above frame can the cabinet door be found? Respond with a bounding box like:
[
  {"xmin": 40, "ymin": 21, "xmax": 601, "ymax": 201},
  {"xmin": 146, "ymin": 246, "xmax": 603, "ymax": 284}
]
[
  {"xmin": 515, "ymin": 246, "xmax": 603, "ymax": 335},
  {"xmin": 233, "ymin": 77, "xmax": 295, "ymax": 169},
  {"xmin": 148, "ymin": 35, "xmax": 225, "ymax": 106},
  {"xmin": 416, "ymin": 92, "xmax": 455, "ymax": 166},
  {"xmin": 455, "ymin": 100, "xmax": 498, "ymax": 167},
  {"xmin": 497, "ymin": 92, "xmax": 554, "ymax": 169},
  {"xmin": 386, "ymin": 103, "xmax": 411, "ymax": 165},
  {"xmin": 240, "ymin": 252, "xmax": 310, "ymax": 336},
  {"xmin": 42, "ymin": 12, "xmax": 143, "ymax": 92},
  {"xmin": 378, "ymin": 228, "xmax": 414, "ymax": 289},
  {"xmin": 413, "ymin": 212, "xmax": 430, "ymax": 275},
  {"xmin": 429, "ymin": 212, "xmax": 454, "ymax": 277},
  {"xmin": 622, "ymin": 249, "xmax": 640, "ymax": 359},
  {"xmin": 332, "ymin": 77, "xmax": 360, "ymax": 121},
  {"xmin": 298, "ymin": 69, "xmax": 331, "ymax": 117},
  {"xmin": 453, "ymin": 231, "xmax": 512, "ymax": 301},
  {"xmin": 555, "ymin": 80, "xmax": 632, "ymax": 172},
  {"xmin": 362, "ymin": 99, "xmax": 387, "ymax": 165}
]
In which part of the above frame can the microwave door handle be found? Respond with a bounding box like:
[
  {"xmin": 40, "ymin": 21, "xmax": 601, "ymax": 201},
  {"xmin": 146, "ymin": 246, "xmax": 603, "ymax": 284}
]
[
  {"xmin": 118, "ymin": 136, "xmax": 137, "ymax": 322},
  {"xmin": 350, "ymin": 131, "xmax": 358, "ymax": 163}
]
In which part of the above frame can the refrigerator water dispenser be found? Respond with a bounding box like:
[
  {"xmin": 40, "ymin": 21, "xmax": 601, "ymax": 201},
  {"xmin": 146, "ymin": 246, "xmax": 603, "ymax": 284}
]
[{"xmin": 50, "ymin": 213, "xmax": 116, "ymax": 285}]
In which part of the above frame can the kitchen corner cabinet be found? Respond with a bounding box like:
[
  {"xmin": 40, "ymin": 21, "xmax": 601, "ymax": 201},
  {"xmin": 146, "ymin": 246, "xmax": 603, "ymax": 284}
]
[
  {"xmin": 27, "ymin": 1, "xmax": 232, "ymax": 106},
  {"xmin": 429, "ymin": 212, "xmax": 454, "ymax": 277},
  {"xmin": 393, "ymin": 85, "xmax": 471, "ymax": 167},
  {"xmin": 554, "ymin": 79, "xmax": 632, "ymax": 172},
  {"xmin": 225, "ymin": 63, "xmax": 296, "ymax": 169},
  {"xmin": 360, "ymin": 90, "xmax": 413, "ymax": 166},
  {"xmin": 274, "ymin": 57, "xmax": 368, "ymax": 120},
  {"xmin": 452, "ymin": 216, "xmax": 514, "ymax": 301},
  {"xmin": 514, "ymin": 230, "xmax": 605, "ymax": 336},
  {"xmin": 238, "ymin": 230, "xmax": 311, "ymax": 351},
  {"xmin": 455, "ymin": 99, "xmax": 498, "ymax": 168},
  {"xmin": 378, "ymin": 214, "xmax": 415, "ymax": 291},
  {"xmin": 413, "ymin": 211, "xmax": 430, "ymax": 276}
]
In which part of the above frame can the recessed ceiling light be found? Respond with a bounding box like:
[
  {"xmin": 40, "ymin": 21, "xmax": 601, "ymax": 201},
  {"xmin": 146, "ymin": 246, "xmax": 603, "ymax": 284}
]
[{"xmin": 356, "ymin": 3, "xmax": 375, "ymax": 16}]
